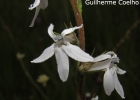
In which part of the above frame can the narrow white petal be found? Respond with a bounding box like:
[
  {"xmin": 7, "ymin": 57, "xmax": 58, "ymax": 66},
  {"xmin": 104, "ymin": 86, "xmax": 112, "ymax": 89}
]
[
  {"xmin": 61, "ymin": 24, "xmax": 83, "ymax": 37},
  {"xmin": 48, "ymin": 24, "xmax": 62, "ymax": 42},
  {"xmin": 91, "ymin": 96, "xmax": 99, "ymax": 100},
  {"xmin": 55, "ymin": 47, "xmax": 69, "ymax": 82},
  {"xmin": 103, "ymin": 68, "xmax": 115, "ymax": 96},
  {"xmin": 94, "ymin": 54, "xmax": 111, "ymax": 62},
  {"xmin": 116, "ymin": 66, "xmax": 126, "ymax": 75},
  {"xmin": 106, "ymin": 51, "xmax": 117, "ymax": 58},
  {"xmin": 62, "ymin": 43, "xmax": 94, "ymax": 62},
  {"xmin": 29, "ymin": 0, "xmax": 40, "ymax": 10},
  {"xmin": 48, "ymin": 24, "xmax": 56, "ymax": 39},
  {"xmin": 88, "ymin": 59, "xmax": 111, "ymax": 71},
  {"xmin": 29, "ymin": 6, "xmax": 40, "ymax": 27},
  {"xmin": 40, "ymin": 0, "xmax": 48, "ymax": 9},
  {"xmin": 31, "ymin": 43, "xmax": 54, "ymax": 63},
  {"xmin": 114, "ymin": 71, "xmax": 125, "ymax": 99}
]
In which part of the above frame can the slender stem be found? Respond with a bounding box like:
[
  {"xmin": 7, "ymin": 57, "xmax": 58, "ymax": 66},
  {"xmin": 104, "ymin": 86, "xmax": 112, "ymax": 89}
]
[
  {"xmin": 113, "ymin": 19, "xmax": 140, "ymax": 51},
  {"xmin": 70, "ymin": 0, "xmax": 85, "ymax": 50},
  {"xmin": 19, "ymin": 59, "xmax": 49, "ymax": 100},
  {"xmin": 75, "ymin": 70, "xmax": 85, "ymax": 100},
  {"xmin": 0, "ymin": 16, "xmax": 49, "ymax": 100},
  {"xmin": 70, "ymin": 1, "xmax": 85, "ymax": 100}
]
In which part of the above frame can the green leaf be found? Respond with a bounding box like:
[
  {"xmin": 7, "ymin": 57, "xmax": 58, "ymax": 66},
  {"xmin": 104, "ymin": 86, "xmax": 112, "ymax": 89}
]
[{"xmin": 77, "ymin": 0, "xmax": 82, "ymax": 15}]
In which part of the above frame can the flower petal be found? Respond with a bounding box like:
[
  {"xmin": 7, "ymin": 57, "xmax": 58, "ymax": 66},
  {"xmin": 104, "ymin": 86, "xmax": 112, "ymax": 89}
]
[
  {"xmin": 55, "ymin": 47, "xmax": 69, "ymax": 82},
  {"xmin": 39, "ymin": 0, "xmax": 48, "ymax": 9},
  {"xmin": 111, "ymin": 57, "xmax": 120, "ymax": 63},
  {"xmin": 48, "ymin": 24, "xmax": 56, "ymax": 39},
  {"xmin": 29, "ymin": 0, "xmax": 40, "ymax": 10},
  {"xmin": 62, "ymin": 43, "xmax": 94, "ymax": 62},
  {"xmin": 116, "ymin": 66, "xmax": 126, "ymax": 75},
  {"xmin": 31, "ymin": 43, "xmax": 54, "ymax": 63},
  {"xmin": 93, "ymin": 54, "xmax": 111, "ymax": 62},
  {"xmin": 29, "ymin": 6, "xmax": 40, "ymax": 27},
  {"xmin": 29, "ymin": 0, "xmax": 48, "ymax": 27},
  {"xmin": 61, "ymin": 24, "xmax": 83, "ymax": 37},
  {"xmin": 106, "ymin": 51, "xmax": 117, "ymax": 58},
  {"xmin": 88, "ymin": 59, "xmax": 111, "ymax": 71},
  {"xmin": 103, "ymin": 68, "xmax": 115, "ymax": 96},
  {"xmin": 48, "ymin": 24, "xmax": 62, "ymax": 42},
  {"xmin": 29, "ymin": 0, "xmax": 48, "ymax": 10},
  {"xmin": 114, "ymin": 71, "xmax": 125, "ymax": 99}
]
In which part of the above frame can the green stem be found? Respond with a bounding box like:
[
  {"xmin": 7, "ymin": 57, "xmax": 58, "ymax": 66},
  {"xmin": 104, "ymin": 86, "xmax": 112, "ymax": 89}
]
[{"xmin": 75, "ymin": 69, "xmax": 85, "ymax": 100}]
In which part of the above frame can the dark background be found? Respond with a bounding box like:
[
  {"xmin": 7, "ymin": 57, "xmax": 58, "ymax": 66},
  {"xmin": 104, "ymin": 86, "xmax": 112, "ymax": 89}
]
[{"xmin": 0, "ymin": 0, "xmax": 140, "ymax": 100}]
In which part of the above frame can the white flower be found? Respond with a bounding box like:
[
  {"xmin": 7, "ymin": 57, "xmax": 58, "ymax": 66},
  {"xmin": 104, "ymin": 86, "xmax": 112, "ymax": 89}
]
[
  {"xmin": 88, "ymin": 51, "xmax": 126, "ymax": 99},
  {"xmin": 91, "ymin": 96, "xmax": 98, "ymax": 100},
  {"xmin": 31, "ymin": 24, "xmax": 94, "ymax": 82},
  {"xmin": 29, "ymin": 0, "xmax": 48, "ymax": 27}
]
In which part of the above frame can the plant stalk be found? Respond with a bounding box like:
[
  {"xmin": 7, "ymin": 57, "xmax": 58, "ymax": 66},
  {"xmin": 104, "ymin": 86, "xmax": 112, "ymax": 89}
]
[
  {"xmin": 70, "ymin": 0, "xmax": 85, "ymax": 50},
  {"xmin": 70, "ymin": 1, "xmax": 85, "ymax": 100},
  {"xmin": 0, "ymin": 16, "xmax": 49, "ymax": 100}
]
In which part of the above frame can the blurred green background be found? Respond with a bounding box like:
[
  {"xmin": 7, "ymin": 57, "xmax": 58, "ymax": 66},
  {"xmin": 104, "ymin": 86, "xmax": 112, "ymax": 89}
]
[{"xmin": 0, "ymin": 0, "xmax": 140, "ymax": 100}]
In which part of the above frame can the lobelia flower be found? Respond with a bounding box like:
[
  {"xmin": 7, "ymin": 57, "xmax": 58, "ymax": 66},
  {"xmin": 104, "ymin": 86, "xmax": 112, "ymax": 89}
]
[
  {"xmin": 29, "ymin": 0, "xmax": 48, "ymax": 27},
  {"xmin": 88, "ymin": 51, "xmax": 126, "ymax": 99},
  {"xmin": 31, "ymin": 24, "xmax": 94, "ymax": 82}
]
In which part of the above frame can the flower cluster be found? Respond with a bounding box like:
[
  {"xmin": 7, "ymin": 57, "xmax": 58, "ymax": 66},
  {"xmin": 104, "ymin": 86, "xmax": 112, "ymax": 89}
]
[{"xmin": 28, "ymin": 0, "xmax": 126, "ymax": 99}]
